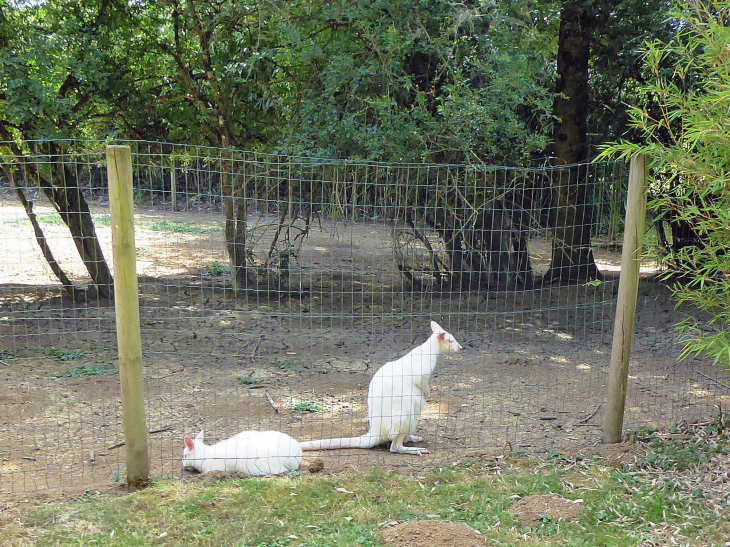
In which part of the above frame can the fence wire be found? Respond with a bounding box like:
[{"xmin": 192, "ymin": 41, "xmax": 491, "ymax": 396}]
[{"xmin": 0, "ymin": 139, "xmax": 727, "ymax": 497}]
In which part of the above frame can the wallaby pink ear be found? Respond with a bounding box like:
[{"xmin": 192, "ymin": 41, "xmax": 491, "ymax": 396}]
[
  {"xmin": 438, "ymin": 332, "xmax": 446, "ymax": 341},
  {"xmin": 431, "ymin": 320, "xmax": 443, "ymax": 333},
  {"xmin": 184, "ymin": 437, "xmax": 195, "ymax": 450}
]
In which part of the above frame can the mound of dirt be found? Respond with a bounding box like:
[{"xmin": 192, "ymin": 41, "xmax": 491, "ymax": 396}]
[
  {"xmin": 579, "ymin": 442, "xmax": 643, "ymax": 465},
  {"xmin": 306, "ymin": 458, "xmax": 325, "ymax": 473},
  {"xmin": 509, "ymin": 494, "xmax": 583, "ymax": 526},
  {"xmin": 380, "ymin": 520, "xmax": 484, "ymax": 547}
]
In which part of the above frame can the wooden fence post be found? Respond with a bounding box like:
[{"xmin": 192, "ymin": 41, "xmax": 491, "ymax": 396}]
[
  {"xmin": 107, "ymin": 145, "xmax": 150, "ymax": 487},
  {"xmin": 171, "ymin": 164, "xmax": 177, "ymax": 212},
  {"xmin": 602, "ymin": 154, "xmax": 648, "ymax": 444}
]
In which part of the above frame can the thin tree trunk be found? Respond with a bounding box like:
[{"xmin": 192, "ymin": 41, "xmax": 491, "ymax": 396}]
[
  {"xmin": 7, "ymin": 141, "xmax": 114, "ymax": 298},
  {"xmin": 53, "ymin": 156, "xmax": 114, "ymax": 297},
  {"xmin": 4, "ymin": 166, "xmax": 87, "ymax": 302},
  {"xmin": 545, "ymin": 1, "xmax": 601, "ymax": 282},
  {"xmin": 221, "ymin": 158, "xmax": 251, "ymax": 291}
]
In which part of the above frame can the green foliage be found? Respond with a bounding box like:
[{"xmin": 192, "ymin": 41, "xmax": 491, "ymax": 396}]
[
  {"xmin": 0, "ymin": 0, "xmax": 136, "ymax": 141},
  {"xmin": 40, "ymin": 347, "xmax": 89, "ymax": 361},
  {"xmin": 281, "ymin": 362, "xmax": 303, "ymax": 373},
  {"xmin": 291, "ymin": 401, "xmax": 323, "ymax": 413},
  {"xmin": 277, "ymin": 0, "xmax": 558, "ymax": 164},
  {"xmin": 63, "ymin": 363, "xmax": 118, "ymax": 379},
  {"xmin": 2, "ymin": 213, "xmax": 111, "ymax": 228},
  {"xmin": 140, "ymin": 221, "xmax": 221, "ymax": 234},
  {"xmin": 237, "ymin": 375, "xmax": 262, "ymax": 386},
  {"xmin": 205, "ymin": 263, "xmax": 231, "ymax": 277},
  {"xmin": 600, "ymin": 0, "xmax": 730, "ymax": 369},
  {"xmin": 589, "ymin": 0, "xmax": 676, "ymax": 150}
]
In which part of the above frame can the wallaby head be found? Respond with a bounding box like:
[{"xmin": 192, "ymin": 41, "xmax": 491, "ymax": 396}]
[
  {"xmin": 430, "ymin": 320, "xmax": 463, "ymax": 353},
  {"xmin": 182, "ymin": 430, "xmax": 205, "ymax": 468}
]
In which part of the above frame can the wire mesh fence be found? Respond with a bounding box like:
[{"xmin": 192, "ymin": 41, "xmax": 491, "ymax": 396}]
[{"xmin": 1, "ymin": 140, "xmax": 728, "ymax": 497}]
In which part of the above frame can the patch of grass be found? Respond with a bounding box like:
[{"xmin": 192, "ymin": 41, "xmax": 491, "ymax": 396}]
[
  {"xmin": 0, "ymin": 213, "xmax": 226, "ymax": 236},
  {"xmin": 63, "ymin": 363, "xmax": 118, "ymax": 379},
  {"xmin": 39, "ymin": 347, "xmax": 89, "ymax": 361},
  {"xmin": 4, "ymin": 421, "xmax": 728, "ymax": 547},
  {"xmin": 0, "ymin": 349, "xmax": 15, "ymax": 360},
  {"xmin": 2, "ymin": 213, "xmax": 110, "ymax": 228},
  {"xmin": 291, "ymin": 401, "xmax": 323, "ymax": 413},
  {"xmin": 140, "ymin": 220, "xmax": 222, "ymax": 234},
  {"xmin": 237, "ymin": 375, "xmax": 262, "ymax": 385},
  {"xmin": 281, "ymin": 362, "xmax": 303, "ymax": 372},
  {"xmin": 204, "ymin": 263, "xmax": 230, "ymax": 276},
  {"xmin": 89, "ymin": 342, "xmax": 115, "ymax": 352}
]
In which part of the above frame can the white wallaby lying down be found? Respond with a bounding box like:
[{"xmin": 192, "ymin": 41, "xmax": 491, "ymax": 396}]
[
  {"xmin": 300, "ymin": 321, "xmax": 463, "ymax": 455},
  {"xmin": 182, "ymin": 430, "xmax": 302, "ymax": 475}
]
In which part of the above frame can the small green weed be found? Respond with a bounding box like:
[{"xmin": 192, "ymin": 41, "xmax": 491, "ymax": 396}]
[
  {"xmin": 204, "ymin": 263, "xmax": 230, "ymax": 276},
  {"xmin": 534, "ymin": 514, "xmax": 558, "ymax": 536},
  {"xmin": 0, "ymin": 349, "xmax": 15, "ymax": 360},
  {"xmin": 291, "ymin": 401, "xmax": 323, "ymax": 413},
  {"xmin": 141, "ymin": 220, "xmax": 221, "ymax": 234},
  {"xmin": 90, "ymin": 342, "xmax": 115, "ymax": 351},
  {"xmin": 63, "ymin": 363, "xmax": 118, "ymax": 379},
  {"xmin": 281, "ymin": 362, "xmax": 303, "ymax": 372},
  {"xmin": 2, "ymin": 213, "xmax": 111, "ymax": 228},
  {"xmin": 237, "ymin": 375, "xmax": 262, "ymax": 385},
  {"xmin": 40, "ymin": 347, "xmax": 89, "ymax": 361}
]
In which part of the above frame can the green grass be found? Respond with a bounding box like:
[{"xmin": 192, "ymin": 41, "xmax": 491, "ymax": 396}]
[
  {"xmin": 237, "ymin": 375, "xmax": 263, "ymax": 385},
  {"xmin": 2, "ymin": 212, "xmax": 111, "ymax": 228},
  {"xmin": 39, "ymin": 347, "xmax": 89, "ymax": 361},
  {"xmin": 139, "ymin": 220, "xmax": 222, "ymax": 234},
  {"xmin": 204, "ymin": 263, "xmax": 230, "ymax": 276},
  {"xmin": 3, "ymin": 420, "xmax": 728, "ymax": 547},
  {"xmin": 291, "ymin": 401, "xmax": 323, "ymax": 413},
  {"xmin": 2, "ymin": 213, "xmax": 221, "ymax": 234},
  {"xmin": 0, "ymin": 349, "xmax": 15, "ymax": 360},
  {"xmin": 63, "ymin": 362, "xmax": 118, "ymax": 379},
  {"xmin": 281, "ymin": 362, "xmax": 303, "ymax": 373}
]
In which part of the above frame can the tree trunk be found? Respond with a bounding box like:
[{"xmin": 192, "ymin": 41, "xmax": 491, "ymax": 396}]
[
  {"xmin": 55, "ymin": 158, "xmax": 114, "ymax": 298},
  {"xmin": 16, "ymin": 152, "xmax": 114, "ymax": 298},
  {"xmin": 4, "ymin": 166, "xmax": 87, "ymax": 302},
  {"xmin": 545, "ymin": 1, "xmax": 601, "ymax": 282},
  {"xmin": 221, "ymin": 158, "xmax": 252, "ymax": 292}
]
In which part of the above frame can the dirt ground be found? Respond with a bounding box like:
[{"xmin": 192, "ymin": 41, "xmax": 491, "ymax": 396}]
[
  {"xmin": 509, "ymin": 494, "xmax": 583, "ymax": 526},
  {"xmin": 1, "ymin": 196, "xmax": 729, "ymax": 503},
  {"xmin": 380, "ymin": 520, "xmax": 485, "ymax": 547}
]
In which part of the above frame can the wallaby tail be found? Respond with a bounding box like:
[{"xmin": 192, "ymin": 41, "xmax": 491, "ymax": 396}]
[{"xmin": 300, "ymin": 433, "xmax": 381, "ymax": 451}]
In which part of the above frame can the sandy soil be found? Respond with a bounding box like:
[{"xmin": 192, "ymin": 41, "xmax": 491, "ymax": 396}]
[
  {"xmin": 1, "ymin": 195, "xmax": 728, "ymax": 503},
  {"xmin": 380, "ymin": 520, "xmax": 485, "ymax": 547}
]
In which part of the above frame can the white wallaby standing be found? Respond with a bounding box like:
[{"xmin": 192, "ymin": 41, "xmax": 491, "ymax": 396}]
[
  {"xmin": 300, "ymin": 320, "xmax": 462, "ymax": 455},
  {"xmin": 182, "ymin": 430, "xmax": 302, "ymax": 475}
]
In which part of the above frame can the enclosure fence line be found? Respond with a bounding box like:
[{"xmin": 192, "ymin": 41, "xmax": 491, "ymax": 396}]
[{"xmin": 2, "ymin": 140, "xmax": 726, "ymax": 497}]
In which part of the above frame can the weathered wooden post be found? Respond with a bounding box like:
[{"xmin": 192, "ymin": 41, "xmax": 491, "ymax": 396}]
[
  {"xmin": 107, "ymin": 145, "xmax": 150, "ymax": 487},
  {"xmin": 171, "ymin": 164, "xmax": 177, "ymax": 212},
  {"xmin": 602, "ymin": 154, "xmax": 648, "ymax": 443}
]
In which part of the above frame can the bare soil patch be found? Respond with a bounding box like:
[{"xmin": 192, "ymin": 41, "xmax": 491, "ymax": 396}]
[
  {"xmin": 578, "ymin": 442, "xmax": 644, "ymax": 465},
  {"xmin": 380, "ymin": 520, "xmax": 484, "ymax": 547},
  {"xmin": 509, "ymin": 494, "xmax": 583, "ymax": 526}
]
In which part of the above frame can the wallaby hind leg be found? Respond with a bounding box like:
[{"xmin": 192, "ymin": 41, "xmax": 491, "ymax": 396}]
[
  {"xmin": 407, "ymin": 435, "xmax": 424, "ymax": 443},
  {"xmin": 390, "ymin": 433, "xmax": 430, "ymax": 455}
]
